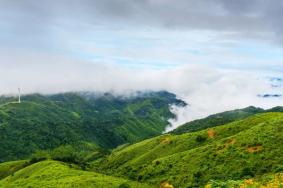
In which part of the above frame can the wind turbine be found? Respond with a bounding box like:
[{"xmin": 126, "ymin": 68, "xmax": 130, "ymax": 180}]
[{"xmin": 18, "ymin": 87, "xmax": 21, "ymax": 103}]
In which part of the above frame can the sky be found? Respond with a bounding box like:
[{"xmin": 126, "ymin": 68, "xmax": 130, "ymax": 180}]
[{"xmin": 0, "ymin": 0, "xmax": 283, "ymax": 128}]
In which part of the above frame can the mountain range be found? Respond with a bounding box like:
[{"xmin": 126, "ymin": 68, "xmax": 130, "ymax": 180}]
[
  {"xmin": 0, "ymin": 91, "xmax": 185, "ymax": 162},
  {"xmin": 0, "ymin": 91, "xmax": 282, "ymax": 188}
]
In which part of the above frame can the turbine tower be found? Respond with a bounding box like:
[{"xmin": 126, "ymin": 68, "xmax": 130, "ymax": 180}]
[{"xmin": 18, "ymin": 87, "xmax": 21, "ymax": 103}]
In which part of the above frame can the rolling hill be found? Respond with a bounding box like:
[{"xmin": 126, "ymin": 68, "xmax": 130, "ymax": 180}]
[
  {"xmin": 0, "ymin": 91, "xmax": 185, "ymax": 162},
  {"xmin": 93, "ymin": 112, "xmax": 283, "ymax": 187},
  {"xmin": 0, "ymin": 160, "xmax": 28, "ymax": 180},
  {"xmin": 0, "ymin": 160, "xmax": 153, "ymax": 188},
  {"xmin": 1, "ymin": 91, "xmax": 283, "ymax": 187}
]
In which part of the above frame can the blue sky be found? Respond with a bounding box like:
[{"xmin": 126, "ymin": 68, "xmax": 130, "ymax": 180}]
[{"xmin": 1, "ymin": 19, "xmax": 283, "ymax": 73}]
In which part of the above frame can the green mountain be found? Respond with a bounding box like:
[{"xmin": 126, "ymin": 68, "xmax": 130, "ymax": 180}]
[
  {"xmin": 0, "ymin": 160, "xmax": 153, "ymax": 188},
  {"xmin": 93, "ymin": 112, "xmax": 283, "ymax": 187},
  {"xmin": 0, "ymin": 91, "xmax": 185, "ymax": 162},
  {"xmin": 171, "ymin": 106, "xmax": 283, "ymax": 135},
  {"xmin": 1, "ymin": 91, "xmax": 283, "ymax": 187}
]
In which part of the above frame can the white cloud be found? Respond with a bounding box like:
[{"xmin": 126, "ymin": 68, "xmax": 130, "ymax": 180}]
[
  {"xmin": 1, "ymin": 51, "xmax": 282, "ymax": 131},
  {"xmin": 165, "ymin": 70, "xmax": 283, "ymax": 132}
]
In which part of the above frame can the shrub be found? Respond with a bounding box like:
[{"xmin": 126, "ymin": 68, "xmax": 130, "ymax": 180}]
[
  {"xmin": 241, "ymin": 167, "xmax": 255, "ymax": 178},
  {"xmin": 50, "ymin": 145, "xmax": 79, "ymax": 164},
  {"xmin": 196, "ymin": 135, "xmax": 207, "ymax": 143},
  {"xmin": 30, "ymin": 150, "xmax": 50, "ymax": 164},
  {"xmin": 155, "ymin": 160, "xmax": 161, "ymax": 165},
  {"xmin": 119, "ymin": 182, "xmax": 131, "ymax": 188}
]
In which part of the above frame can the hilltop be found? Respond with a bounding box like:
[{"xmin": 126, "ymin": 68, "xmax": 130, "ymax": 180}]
[
  {"xmin": 0, "ymin": 160, "xmax": 153, "ymax": 188},
  {"xmin": 172, "ymin": 106, "xmax": 283, "ymax": 135}
]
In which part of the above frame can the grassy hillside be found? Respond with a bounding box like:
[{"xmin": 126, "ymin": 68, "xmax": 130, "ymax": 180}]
[
  {"xmin": 0, "ymin": 160, "xmax": 154, "ymax": 188},
  {"xmin": 0, "ymin": 91, "xmax": 185, "ymax": 162},
  {"xmin": 94, "ymin": 112, "xmax": 283, "ymax": 187},
  {"xmin": 206, "ymin": 173, "xmax": 283, "ymax": 187},
  {"xmin": 0, "ymin": 160, "xmax": 28, "ymax": 180},
  {"xmin": 172, "ymin": 106, "xmax": 272, "ymax": 135}
]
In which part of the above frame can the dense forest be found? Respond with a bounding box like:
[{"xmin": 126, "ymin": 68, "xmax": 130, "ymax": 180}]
[{"xmin": 0, "ymin": 91, "xmax": 185, "ymax": 162}]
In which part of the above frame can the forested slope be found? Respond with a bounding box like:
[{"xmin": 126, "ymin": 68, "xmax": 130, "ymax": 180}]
[{"xmin": 0, "ymin": 91, "xmax": 184, "ymax": 162}]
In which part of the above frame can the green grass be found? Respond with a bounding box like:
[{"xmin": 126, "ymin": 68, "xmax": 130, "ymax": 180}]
[
  {"xmin": 0, "ymin": 160, "xmax": 154, "ymax": 188},
  {"xmin": 0, "ymin": 160, "xmax": 28, "ymax": 180},
  {"xmin": 206, "ymin": 172, "xmax": 283, "ymax": 187},
  {"xmin": 93, "ymin": 112, "xmax": 283, "ymax": 187}
]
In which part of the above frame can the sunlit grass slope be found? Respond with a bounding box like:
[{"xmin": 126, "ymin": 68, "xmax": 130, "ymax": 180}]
[
  {"xmin": 206, "ymin": 172, "xmax": 283, "ymax": 187},
  {"xmin": 0, "ymin": 160, "xmax": 28, "ymax": 180},
  {"xmin": 0, "ymin": 160, "xmax": 154, "ymax": 188},
  {"xmin": 95, "ymin": 112, "xmax": 283, "ymax": 187}
]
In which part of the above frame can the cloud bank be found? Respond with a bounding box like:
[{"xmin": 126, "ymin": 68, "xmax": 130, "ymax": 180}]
[{"xmin": 1, "ymin": 52, "xmax": 282, "ymax": 130}]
